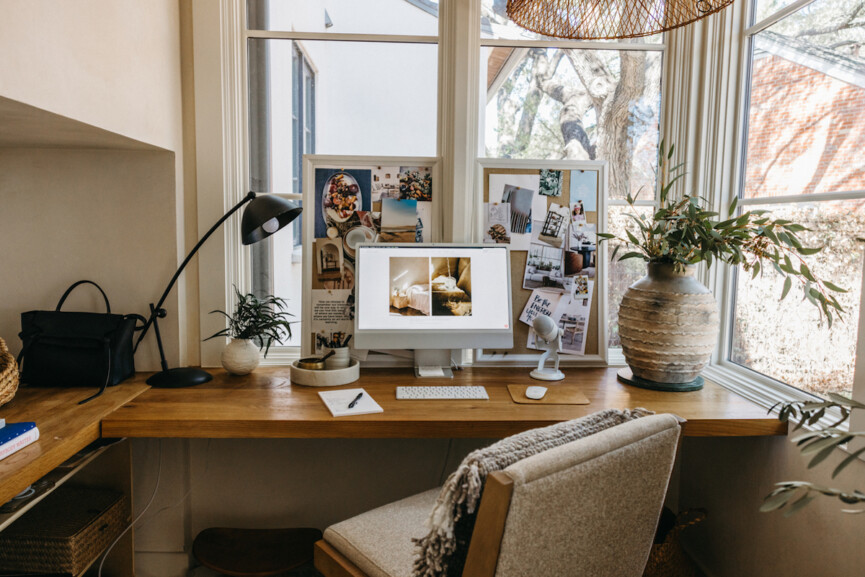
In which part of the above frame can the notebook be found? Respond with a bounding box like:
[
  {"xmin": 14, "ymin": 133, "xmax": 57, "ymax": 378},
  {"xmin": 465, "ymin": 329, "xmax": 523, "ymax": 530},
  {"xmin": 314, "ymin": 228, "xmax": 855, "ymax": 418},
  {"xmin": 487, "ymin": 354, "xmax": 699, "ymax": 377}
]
[{"xmin": 318, "ymin": 388, "xmax": 383, "ymax": 417}]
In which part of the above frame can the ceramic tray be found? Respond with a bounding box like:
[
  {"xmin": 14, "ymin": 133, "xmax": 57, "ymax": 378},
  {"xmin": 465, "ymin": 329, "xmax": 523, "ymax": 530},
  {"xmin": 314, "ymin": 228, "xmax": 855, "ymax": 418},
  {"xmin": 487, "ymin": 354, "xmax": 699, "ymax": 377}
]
[{"xmin": 290, "ymin": 359, "xmax": 360, "ymax": 387}]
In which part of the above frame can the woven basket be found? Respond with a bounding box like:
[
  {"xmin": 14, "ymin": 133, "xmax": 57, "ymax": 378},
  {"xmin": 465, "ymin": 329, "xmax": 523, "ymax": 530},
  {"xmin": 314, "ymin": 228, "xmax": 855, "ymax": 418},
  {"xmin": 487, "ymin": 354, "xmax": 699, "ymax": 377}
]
[
  {"xmin": 0, "ymin": 337, "xmax": 19, "ymax": 407},
  {"xmin": 643, "ymin": 508, "xmax": 706, "ymax": 577},
  {"xmin": 0, "ymin": 486, "xmax": 129, "ymax": 575}
]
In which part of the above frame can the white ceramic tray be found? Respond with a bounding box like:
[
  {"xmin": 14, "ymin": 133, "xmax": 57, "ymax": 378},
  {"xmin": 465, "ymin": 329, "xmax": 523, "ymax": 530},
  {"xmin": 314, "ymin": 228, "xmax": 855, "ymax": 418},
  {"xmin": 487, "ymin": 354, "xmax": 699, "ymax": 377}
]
[{"xmin": 290, "ymin": 358, "xmax": 360, "ymax": 387}]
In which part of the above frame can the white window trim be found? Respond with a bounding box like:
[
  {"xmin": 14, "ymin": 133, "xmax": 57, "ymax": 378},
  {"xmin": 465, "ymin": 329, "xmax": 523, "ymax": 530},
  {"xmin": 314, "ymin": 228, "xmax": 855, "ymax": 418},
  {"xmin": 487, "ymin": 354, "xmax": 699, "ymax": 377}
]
[
  {"xmin": 671, "ymin": 0, "xmax": 865, "ymax": 433},
  {"xmin": 194, "ymin": 0, "xmax": 669, "ymax": 367}
]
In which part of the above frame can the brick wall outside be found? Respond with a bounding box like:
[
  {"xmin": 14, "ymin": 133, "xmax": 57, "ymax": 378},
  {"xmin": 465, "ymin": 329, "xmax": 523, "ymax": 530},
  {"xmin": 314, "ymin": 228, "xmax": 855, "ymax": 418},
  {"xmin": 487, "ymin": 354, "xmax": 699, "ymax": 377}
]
[{"xmin": 744, "ymin": 55, "xmax": 865, "ymax": 199}]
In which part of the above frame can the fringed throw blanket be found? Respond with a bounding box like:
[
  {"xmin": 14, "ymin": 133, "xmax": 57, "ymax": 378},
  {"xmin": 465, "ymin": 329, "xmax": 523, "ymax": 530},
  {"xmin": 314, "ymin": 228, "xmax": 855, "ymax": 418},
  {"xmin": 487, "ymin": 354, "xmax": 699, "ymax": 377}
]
[{"xmin": 412, "ymin": 408, "xmax": 653, "ymax": 577}]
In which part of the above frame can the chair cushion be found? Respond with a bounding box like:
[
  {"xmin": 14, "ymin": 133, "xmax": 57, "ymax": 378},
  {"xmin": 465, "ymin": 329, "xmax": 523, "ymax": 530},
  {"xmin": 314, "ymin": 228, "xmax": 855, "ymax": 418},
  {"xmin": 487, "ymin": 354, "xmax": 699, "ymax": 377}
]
[{"xmin": 324, "ymin": 488, "xmax": 439, "ymax": 577}]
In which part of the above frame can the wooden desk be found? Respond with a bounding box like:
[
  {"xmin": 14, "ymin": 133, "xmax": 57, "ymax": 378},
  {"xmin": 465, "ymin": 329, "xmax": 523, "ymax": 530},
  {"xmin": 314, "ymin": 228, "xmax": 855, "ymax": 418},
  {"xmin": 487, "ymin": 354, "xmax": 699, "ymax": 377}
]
[
  {"xmin": 0, "ymin": 383, "xmax": 148, "ymax": 509},
  {"xmin": 102, "ymin": 367, "xmax": 784, "ymax": 439}
]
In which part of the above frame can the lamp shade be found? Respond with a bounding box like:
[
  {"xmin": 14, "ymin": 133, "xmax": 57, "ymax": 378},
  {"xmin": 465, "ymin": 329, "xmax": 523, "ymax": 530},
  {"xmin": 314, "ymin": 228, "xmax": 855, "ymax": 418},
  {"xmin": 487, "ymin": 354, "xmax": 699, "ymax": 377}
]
[
  {"xmin": 241, "ymin": 195, "xmax": 302, "ymax": 245},
  {"xmin": 506, "ymin": 0, "xmax": 734, "ymax": 40}
]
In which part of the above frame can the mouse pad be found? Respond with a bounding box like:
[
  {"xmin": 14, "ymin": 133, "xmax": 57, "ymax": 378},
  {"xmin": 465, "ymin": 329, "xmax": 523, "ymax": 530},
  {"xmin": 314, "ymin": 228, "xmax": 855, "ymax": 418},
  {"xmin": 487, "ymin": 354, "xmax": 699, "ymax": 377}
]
[{"xmin": 508, "ymin": 385, "xmax": 590, "ymax": 405}]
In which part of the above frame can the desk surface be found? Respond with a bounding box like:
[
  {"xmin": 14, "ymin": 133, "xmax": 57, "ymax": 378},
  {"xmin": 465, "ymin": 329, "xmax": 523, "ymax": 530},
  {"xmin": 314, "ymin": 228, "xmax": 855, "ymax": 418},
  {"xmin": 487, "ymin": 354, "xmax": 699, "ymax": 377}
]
[
  {"xmin": 102, "ymin": 367, "xmax": 784, "ymax": 439},
  {"xmin": 0, "ymin": 383, "xmax": 149, "ymax": 506}
]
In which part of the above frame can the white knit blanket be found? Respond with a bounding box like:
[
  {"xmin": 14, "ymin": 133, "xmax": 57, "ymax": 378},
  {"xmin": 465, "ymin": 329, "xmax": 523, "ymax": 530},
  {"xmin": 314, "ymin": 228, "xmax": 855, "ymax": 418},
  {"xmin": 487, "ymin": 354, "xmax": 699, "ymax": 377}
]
[{"xmin": 412, "ymin": 408, "xmax": 653, "ymax": 577}]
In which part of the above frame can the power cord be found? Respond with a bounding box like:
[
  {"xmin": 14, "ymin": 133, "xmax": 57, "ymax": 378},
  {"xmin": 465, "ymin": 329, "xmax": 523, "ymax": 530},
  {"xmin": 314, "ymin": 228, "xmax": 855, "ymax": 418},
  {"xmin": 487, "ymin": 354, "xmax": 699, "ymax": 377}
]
[
  {"xmin": 438, "ymin": 438, "xmax": 454, "ymax": 485},
  {"xmin": 98, "ymin": 439, "xmax": 163, "ymax": 577}
]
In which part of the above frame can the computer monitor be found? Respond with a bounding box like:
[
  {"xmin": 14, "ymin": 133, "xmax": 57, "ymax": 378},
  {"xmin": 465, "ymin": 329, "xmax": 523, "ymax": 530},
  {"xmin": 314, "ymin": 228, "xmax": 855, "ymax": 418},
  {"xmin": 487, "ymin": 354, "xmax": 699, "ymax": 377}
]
[{"xmin": 355, "ymin": 243, "xmax": 513, "ymax": 376}]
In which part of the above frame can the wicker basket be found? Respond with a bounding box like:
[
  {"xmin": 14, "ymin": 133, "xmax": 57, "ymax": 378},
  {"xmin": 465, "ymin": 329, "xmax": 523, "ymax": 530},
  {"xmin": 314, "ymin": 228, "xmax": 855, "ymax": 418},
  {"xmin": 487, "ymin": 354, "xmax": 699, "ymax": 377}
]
[
  {"xmin": 643, "ymin": 508, "xmax": 706, "ymax": 577},
  {"xmin": 0, "ymin": 485, "xmax": 130, "ymax": 575},
  {"xmin": 0, "ymin": 337, "xmax": 18, "ymax": 407}
]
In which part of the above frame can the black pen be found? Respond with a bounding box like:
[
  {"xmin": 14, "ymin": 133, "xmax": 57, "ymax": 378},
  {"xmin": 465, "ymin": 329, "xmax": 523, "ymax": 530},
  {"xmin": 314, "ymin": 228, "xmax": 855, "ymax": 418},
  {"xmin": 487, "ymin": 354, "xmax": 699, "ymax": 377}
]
[{"xmin": 348, "ymin": 392, "xmax": 363, "ymax": 409}]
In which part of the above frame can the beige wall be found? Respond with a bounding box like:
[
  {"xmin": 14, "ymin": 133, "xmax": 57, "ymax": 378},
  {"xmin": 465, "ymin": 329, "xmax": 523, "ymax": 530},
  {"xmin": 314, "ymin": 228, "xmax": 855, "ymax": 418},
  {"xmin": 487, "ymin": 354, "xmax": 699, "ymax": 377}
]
[
  {"xmin": 680, "ymin": 435, "xmax": 865, "ymax": 577},
  {"xmin": 0, "ymin": 0, "xmax": 183, "ymax": 151},
  {"xmin": 0, "ymin": 148, "xmax": 180, "ymax": 370}
]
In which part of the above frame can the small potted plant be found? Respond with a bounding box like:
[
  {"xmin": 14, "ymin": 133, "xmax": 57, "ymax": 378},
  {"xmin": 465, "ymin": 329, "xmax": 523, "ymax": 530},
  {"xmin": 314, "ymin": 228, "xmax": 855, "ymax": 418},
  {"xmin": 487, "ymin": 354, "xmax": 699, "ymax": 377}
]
[
  {"xmin": 206, "ymin": 287, "xmax": 294, "ymax": 375},
  {"xmin": 598, "ymin": 143, "xmax": 844, "ymax": 390}
]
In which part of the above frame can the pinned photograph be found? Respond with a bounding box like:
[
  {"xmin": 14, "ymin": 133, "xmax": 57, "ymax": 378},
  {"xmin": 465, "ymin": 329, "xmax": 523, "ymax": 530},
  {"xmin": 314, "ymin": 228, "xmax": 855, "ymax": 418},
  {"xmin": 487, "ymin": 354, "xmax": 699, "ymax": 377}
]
[
  {"xmin": 523, "ymin": 243, "xmax": 565, "ymax": 291},
  {"xmin": 539, "ymin": 169, "xmax": 563, "ymax": 197},
  {"xmin": 399, "ymin": 166, "xmax": 433, "ymax": 201},
  {"xmin": 533, "ymin": 203, "xmax": 570, "ymax": 248},
  {"xmin": 570, "ymin": 200, "xmax": 587, "ymax": 223},
  {"xmin": 315, "ymin": 239, "xmax": 344, "ymax": 282},
  {"xmin": 372, "ymin": 166, "xmax": 400, "ymax": 201},
  {"xmin": 488, "ymin": 172, "xmax": 544, "ymax": 251},
  {"xmin": 380, "ymin": 198, "xmax": 419, "ymax": 242},
  {"xmin": 502, "ymin": 184, "xmax": 535, "ymax": 235},
  {"xmin": 558, "ymin": 308, "xmax": 589, "ymax": 355},
  {"xmin": 431, "ymin": 257, "xmax": 472, "ymax": 316},
  {"xmin": 483, "ymin": 203, "xmax": 511, "ymax": 244},
  {"xmin": 389, "ymin": 257, "xmax": 431, "ymax": 316},
  {"xmin": 416, "ymin": 202, "xmax": 432, "ymax": 243},
  {"xmin": 569, "ymin": 169, "xmax": 598, "ymax": 212},
  {"xmin": 314, "ymin": 168, "xmax": 372, "ymax": 238},
  {"xmin": 565, "ymin": 222, "xmax": 597, "ymax": 277}
]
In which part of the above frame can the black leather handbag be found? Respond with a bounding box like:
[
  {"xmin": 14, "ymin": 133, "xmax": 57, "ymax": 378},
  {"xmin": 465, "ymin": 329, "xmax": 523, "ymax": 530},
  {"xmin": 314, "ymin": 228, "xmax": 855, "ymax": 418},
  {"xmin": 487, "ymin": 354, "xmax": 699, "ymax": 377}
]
[{"xmin": 18, "ymin": 281, "xmax": 145, "ymax": 404}]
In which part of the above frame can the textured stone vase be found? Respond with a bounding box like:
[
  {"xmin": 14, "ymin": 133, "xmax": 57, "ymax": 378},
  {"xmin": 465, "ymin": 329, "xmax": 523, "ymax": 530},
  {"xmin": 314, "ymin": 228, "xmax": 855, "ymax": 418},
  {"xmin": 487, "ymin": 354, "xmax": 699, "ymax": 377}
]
[
  {"xmin": 618, "ymin": 263, "xmax": 719, "ymax": 384},
  {"xmin": 221, "ymin": 338, "xmax": 261, "ymax": 376}
]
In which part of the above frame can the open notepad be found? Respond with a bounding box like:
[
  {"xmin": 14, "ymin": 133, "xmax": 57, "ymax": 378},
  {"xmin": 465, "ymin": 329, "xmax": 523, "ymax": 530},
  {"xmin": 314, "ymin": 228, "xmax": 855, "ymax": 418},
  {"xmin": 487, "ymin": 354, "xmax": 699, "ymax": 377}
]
[{"xmin": 318, "ymin": 388, "xmax": 383, "ymax": 417}]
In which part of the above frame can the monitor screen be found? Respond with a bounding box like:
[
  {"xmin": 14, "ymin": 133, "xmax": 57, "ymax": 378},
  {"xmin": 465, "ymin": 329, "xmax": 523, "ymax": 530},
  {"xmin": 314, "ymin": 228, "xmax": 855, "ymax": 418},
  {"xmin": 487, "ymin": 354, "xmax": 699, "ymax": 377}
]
[{"xmin": 355, "ymin": 244, "xmax": 512, "ymax": 350}]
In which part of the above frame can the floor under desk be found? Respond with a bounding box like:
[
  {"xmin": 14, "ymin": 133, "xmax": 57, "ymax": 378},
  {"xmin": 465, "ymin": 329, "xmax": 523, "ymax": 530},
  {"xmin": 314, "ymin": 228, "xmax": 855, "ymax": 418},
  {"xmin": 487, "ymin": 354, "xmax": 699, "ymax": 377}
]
[{"xmin": 102, "ymin": 367, "xmax": 785, "ymax": 439}]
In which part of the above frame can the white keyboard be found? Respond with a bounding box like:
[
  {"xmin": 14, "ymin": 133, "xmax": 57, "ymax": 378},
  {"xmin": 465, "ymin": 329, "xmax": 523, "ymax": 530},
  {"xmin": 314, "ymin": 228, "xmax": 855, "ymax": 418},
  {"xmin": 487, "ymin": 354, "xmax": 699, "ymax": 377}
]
[{"xmin": 396, "ymin": 386, "xmax": 489, "ymax": 400}]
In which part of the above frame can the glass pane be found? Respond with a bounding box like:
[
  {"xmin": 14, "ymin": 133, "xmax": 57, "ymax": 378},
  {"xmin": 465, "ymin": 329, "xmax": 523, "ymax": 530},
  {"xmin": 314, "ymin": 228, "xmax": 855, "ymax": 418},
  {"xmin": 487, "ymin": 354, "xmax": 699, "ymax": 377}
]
[
  {"xmin": 248, "ymin": 0, "xmax": 439, "ymax": 35},
  {"xmin": 252, "ymin": 219, "xmax": 304, "ymax": 348},
  {"xmin": 484, "ymin": 47, "xmax": 662, "ymax": 201},
  {"xmin": 607, "ymin": 204, "xmax": 652, "ymax": 348},
  {"xmin": 753, "ymin": 0, "xmax": 800, "ymax": 25},
  {"xmin": 480, "ymin": 0, "xmax": 663, "ymax": 43},
  {"xmin": 730, "ymin": 200, "xmax": 864, "ymax": 398},
  {"xmin": 743, "ymin": 0, "xmax": 865, "ymax": 199},
  {"xmin": 251, "ymin": 39, "xmax": 437, "ymax": 176}
]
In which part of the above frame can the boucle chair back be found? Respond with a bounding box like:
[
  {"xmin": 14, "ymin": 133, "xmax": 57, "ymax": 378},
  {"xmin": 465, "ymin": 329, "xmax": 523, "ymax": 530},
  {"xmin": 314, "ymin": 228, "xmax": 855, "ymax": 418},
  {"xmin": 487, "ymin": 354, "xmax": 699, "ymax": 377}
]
[{"xmin": 492, "ymin": 413, "xmax": 681, "ymax": 577}]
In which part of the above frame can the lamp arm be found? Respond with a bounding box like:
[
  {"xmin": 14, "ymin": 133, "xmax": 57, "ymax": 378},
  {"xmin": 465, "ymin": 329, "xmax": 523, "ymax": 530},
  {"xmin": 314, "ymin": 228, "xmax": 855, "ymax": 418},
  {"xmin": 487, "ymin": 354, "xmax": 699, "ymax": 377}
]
[{"xmin": 135, "ymin": 191, "xmax": 257, "ymax": 351}]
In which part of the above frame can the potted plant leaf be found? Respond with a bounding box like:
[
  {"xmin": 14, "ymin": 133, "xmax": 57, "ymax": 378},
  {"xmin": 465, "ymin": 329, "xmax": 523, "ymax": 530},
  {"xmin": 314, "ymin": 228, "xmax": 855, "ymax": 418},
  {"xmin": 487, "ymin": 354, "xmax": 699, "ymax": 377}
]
[
  {"xmin": 598, "ymin": 143, "xmax": 844, "ymax": 391},
  {"xmin": 205, "ymin": 287, "xmax": 294, "ymax": 375}
]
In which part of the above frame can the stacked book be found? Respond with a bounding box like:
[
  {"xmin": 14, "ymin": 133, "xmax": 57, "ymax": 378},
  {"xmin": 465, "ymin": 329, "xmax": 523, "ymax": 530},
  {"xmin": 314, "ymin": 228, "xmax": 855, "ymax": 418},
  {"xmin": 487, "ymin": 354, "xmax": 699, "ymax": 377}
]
[{"xmin": 0, "ymin": 419, "xmax": 39, "ymax": 461}]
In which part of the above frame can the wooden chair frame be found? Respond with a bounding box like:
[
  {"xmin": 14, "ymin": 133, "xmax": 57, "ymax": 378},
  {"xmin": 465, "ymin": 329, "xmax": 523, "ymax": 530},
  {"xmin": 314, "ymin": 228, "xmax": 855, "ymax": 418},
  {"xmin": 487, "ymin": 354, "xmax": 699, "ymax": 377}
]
[
  {"xmin": 314, "ymin": 416, "xmax": 685, "ymax": 577},
  {"xmin": 314, "ymin": 471, "xmax": 515, "ymax": 577}
]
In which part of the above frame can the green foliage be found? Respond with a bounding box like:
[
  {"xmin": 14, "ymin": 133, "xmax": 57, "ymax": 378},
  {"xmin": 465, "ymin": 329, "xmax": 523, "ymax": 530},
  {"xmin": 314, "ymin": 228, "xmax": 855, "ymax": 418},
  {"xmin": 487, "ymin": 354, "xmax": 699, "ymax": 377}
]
[
  {"xmin": 597, "ymin": 142, "xmax": 845, "ymax": 324},
  {"xmin": 205, "ymin": 287, "xmax": 294, "ymax": 357},
  {"xmin": 762, "ymin": 397, "xmax": 865, "ymax": 516}
]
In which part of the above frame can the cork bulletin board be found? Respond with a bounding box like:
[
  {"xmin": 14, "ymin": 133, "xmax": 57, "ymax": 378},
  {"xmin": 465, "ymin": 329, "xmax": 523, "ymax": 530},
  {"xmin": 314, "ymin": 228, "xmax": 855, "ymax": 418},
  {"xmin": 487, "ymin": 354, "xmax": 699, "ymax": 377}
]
[{"xmin": 474, "ymin": 159, "xmax": 608, "ymax": 366}]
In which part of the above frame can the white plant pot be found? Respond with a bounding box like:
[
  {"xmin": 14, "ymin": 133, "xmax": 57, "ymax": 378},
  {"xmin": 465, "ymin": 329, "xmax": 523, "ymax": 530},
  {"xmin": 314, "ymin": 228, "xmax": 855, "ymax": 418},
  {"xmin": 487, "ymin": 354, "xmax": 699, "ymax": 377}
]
[{"xmin": 221, "ymin": 338, "xmax": 261, "ymax": 375}]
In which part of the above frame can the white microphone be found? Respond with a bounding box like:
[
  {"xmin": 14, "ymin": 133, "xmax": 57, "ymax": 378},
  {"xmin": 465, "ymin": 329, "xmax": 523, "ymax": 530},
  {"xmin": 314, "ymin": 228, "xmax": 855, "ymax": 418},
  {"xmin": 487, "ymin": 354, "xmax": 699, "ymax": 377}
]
[{"xmin": 530, "ymin": 315, "xmax": 565, "ymax": 381}]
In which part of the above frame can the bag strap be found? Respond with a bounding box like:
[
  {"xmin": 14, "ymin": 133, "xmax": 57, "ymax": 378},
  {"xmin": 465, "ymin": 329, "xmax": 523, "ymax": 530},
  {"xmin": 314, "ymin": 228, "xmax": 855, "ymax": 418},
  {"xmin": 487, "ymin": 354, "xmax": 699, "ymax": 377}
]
[
  {"xmin": 56, "ymin": 280, "xmax": 111, "ymax": 313},
  {"xmin": 78, "ymin": 342, "xmax": 111, "ymax": 405}
]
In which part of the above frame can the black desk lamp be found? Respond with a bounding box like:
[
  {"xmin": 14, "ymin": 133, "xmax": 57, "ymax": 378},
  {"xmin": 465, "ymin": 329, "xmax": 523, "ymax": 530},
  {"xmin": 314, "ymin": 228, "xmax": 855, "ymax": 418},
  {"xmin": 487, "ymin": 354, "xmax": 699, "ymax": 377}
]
[{"xmin": 135, "ymin": 191, "xmax": 301, "ymax": 388}]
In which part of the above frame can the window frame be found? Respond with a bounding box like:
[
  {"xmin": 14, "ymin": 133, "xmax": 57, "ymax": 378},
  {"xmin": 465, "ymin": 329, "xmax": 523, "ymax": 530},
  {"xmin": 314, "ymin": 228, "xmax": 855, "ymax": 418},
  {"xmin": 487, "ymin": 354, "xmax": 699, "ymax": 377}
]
[
  {"xmin": 193, "ymin": 0, "xmax": 675, "ymax": 368},
  {"xmin": 702, "ymin": 0, "xmax": 865, "ymax": 421}
]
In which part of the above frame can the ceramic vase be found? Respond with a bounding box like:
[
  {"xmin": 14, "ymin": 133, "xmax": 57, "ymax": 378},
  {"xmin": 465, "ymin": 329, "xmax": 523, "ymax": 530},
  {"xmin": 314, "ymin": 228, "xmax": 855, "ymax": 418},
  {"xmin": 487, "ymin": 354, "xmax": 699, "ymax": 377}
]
[
  {"xmin": 221, "ymin": 338, "xmax": 261, "ymax": 375},
  {"xmin": 618, "ymin": 263, "xmax": 719, "ymax": 386}
]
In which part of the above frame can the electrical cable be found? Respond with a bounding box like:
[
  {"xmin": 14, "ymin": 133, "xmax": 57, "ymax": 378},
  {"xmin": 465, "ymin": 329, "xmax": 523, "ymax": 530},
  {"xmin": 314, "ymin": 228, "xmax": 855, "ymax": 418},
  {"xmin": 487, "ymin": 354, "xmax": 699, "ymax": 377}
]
[
  {"xmin": 97, "ymin": 439, "xmax": 163, "ymax": 577},
  {"xmin": 438, "ymin": 438, "xmax": 454, "ymax": 485}
]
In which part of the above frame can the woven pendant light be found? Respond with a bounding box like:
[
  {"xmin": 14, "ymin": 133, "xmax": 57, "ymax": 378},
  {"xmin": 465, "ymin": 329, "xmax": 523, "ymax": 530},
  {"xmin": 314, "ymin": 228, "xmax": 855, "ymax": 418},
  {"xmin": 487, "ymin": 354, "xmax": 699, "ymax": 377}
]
[{"xmin": 506, "ymin": 0, "xmax": 735, "ymax": 40}]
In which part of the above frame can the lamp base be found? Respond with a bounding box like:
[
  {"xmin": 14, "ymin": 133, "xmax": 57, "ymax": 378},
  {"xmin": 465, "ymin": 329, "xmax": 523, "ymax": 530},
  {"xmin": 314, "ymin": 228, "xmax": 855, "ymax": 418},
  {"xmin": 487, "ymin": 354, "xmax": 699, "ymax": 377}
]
[
  {"xmin": 147, "ymin": 367, "xmax": 213, "ymax": 388},
  {"xmin": 530, "ymin": 368, "xmax": 565, "ymax": 381}
]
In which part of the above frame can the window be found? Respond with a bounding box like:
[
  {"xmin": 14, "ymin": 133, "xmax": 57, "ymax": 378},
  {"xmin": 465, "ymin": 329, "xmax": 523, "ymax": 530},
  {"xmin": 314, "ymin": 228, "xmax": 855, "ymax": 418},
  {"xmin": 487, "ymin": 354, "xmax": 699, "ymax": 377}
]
[
  {"xmin": 480, "ymin": 0, "xmax": 664, "ymax": 348},
  {"xmin": 244, "ymin": 0, "xmax": 439, "ymax": 355},
  {"xmin": 728, "ymin": 0, "xmax": 865, "ymax": 399}
]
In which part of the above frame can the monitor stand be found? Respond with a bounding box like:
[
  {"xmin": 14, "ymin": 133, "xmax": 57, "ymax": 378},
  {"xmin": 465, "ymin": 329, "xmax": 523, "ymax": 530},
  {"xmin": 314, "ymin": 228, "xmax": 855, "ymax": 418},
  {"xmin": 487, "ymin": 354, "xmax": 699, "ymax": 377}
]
[{"xmin": 414, "ymin": 349, "xmax": 454, "ymax": 378}]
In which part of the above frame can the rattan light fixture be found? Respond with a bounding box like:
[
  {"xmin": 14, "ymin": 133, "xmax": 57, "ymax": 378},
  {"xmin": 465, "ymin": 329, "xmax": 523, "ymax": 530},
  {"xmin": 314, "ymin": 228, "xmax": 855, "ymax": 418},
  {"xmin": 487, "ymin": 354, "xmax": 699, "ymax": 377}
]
[{"xmin": 506, "ymin": 0, "xmax": 735, "ymax": 40}]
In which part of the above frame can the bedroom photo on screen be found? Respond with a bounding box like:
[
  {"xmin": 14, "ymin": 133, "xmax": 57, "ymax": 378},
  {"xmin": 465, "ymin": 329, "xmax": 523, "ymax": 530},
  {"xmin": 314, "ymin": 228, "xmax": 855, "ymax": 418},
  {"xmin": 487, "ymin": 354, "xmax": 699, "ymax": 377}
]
[
  {"xmin": 389, "ymin": 257, "xmax": 431, "ymax": 316},
  {"xmin": 430, "ymin": 257, "xmax": 472, "ymax": 316}
]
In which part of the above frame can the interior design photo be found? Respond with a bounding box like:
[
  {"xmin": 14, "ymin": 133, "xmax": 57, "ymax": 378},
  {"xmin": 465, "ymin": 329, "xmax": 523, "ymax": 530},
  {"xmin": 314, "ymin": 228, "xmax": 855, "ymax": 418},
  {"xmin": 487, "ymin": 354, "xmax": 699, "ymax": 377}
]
[
  {"xmin": 1, "ymin": 1, "xmax": 863, "ymax": 577},
  {"xmin": 389, "ymin": 256, "xmax": 431, "ymax": 316}
]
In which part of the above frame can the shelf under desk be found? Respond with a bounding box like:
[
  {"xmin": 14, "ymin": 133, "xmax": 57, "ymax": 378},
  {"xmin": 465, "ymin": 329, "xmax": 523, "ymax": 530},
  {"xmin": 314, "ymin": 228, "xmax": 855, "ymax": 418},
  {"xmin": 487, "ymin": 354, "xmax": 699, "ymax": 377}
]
[
  {"xmin": 102, "ymin": 367, "xmax": 785, "ymax": 439},
  {"xmin": 0, "ymin": 383, "xmax": 149, "ymax": 510}
]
